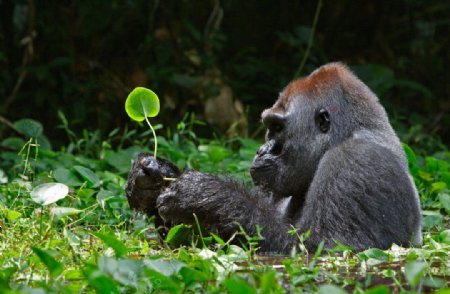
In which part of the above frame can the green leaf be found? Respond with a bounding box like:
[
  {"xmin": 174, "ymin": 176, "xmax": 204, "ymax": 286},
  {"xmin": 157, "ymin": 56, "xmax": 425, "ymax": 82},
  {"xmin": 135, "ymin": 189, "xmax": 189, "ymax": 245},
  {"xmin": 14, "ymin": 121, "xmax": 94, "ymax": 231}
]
[
  {"xmin": 404, "ymin": 261, "xmax": 427, "ymax": 288},
  {"xmin": 32, "ymin": 247, "xmax": 63, "ymax": 277},
  {"xmin": 439, "ymin": 192, "xmax": 450, "ymax": 213},
  {"xmin": 51, "ymin": 207, "xmax": 83, "ymax": 221},
  {"xmin": 6, "ymin": 209, "xmax": 22, "ymax": 222},
  {"xmin": 87, "ymin": 271, "xmax": 121, "ymax": 294},
  {"xmin": 0, "ymin": 169, "xmax": 8, "ymax": 184},
  {"xmin": 318, "ymin": 284, "xmax": 348, "ymax": 294},
  {"xmin": 144, "ymin": 268, "xmax": 180, "ymax": 294},
  {"xmin": 30, "ymin": 183, "xmax": 69, "ymax": 206},
  {"xmin": 431, "ymin": 182, "xmax": 447, "ymax": 193},
  {"xmin": 73, "ymin": 165, "xmax": 100, "ymax": 188},
  {"xmin": 91, "ymin": 231, "xmax": 128, "ymax": 257},
  {"xmin": 422, "ymin": 214, "xmax": 443, "ymax": 229},
  {"xmin": 260, "ymin": 271, "xmax": 279, "ymax": 294},
  {"xmin": 358, "ymin": 248, "xmax": 390, "ymax": 262},
  {"xmin": 165, "ymin": 224, "xmax": 193, "ymax": 247},
  {"xmin": 223, "ymin": 276, "xmax": 257, "ymax": 294},
  {"xmin": 125, "ymin": 87, "xmax": 160, "ymax": 121},
  {"xmin": 143, "ymin": 259, "xmax": 185, "ymax": 276},
  {"xmin": 364, "ymin": 285, "xmax": 390, "ymax": 294},
  {"xmin": 14, "ymin": 118, "xmax": 43, "ymax": 138},
  {"xmin": 54, "ymin": 168, "xmax": 83, "ymax": 187},
  {"xmin": 179, "ymin": 267, "xmax": 208, "ymax": 286}
]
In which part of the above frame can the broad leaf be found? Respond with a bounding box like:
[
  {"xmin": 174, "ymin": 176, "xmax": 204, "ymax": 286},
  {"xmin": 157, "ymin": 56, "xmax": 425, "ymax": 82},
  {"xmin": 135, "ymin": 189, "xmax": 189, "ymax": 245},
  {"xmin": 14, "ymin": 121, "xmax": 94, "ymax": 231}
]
[
  {"xmin": 14, "ymin": 118, "xmax": 43, "ymax": 138},
  {"xmin": 125, "ymin": 87, "xmax": 160, "ymax": 121},
  {"xmin": 404, "ymin": 261, "xmax": 427, "ymax": 288},
  {"xmin": 165, "ymin": 224, "xmax": 192, "ymax": 247},
  {"xmin": 51, "ymin": 207, "xmax": 83, "ymax": 221},
  {"xmin": 30, "ymin": 183, "xmax": 69, "ymax": 205},
  {"xmin": 223, "ymin": 277, "xmax": 257, "ymax": 294},
  {"xmin": 91, "ymin": 231, "xmax": 128, "ymax": 257},
  {"xmin": 318, "ymin": 284, "xmax": 348, "ymax": 294},
  {"xmin": 54, "ymin": 168, "xmax": 83, "ymax": 187},
  {"xmin": 32, "ymin": 247, "xmax": 63, "ymax": 277},
  {"xmin": 73, "ymin": 165, "xmax": 100, "ymax": 188}
]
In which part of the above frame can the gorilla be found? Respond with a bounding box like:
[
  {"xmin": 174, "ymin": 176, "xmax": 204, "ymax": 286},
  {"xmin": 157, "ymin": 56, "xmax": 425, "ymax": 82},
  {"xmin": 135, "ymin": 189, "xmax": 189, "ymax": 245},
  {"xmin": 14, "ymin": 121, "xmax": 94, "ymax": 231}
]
[{"xmin": 126, "ymin": 62, "xmax": 422, "ymax": 253}]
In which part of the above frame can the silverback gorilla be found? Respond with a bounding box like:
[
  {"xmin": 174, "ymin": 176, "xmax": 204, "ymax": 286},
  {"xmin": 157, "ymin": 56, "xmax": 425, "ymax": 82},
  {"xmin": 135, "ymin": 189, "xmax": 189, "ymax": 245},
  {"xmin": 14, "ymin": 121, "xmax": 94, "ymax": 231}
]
[{"xmin": 126, "ymin": 62, "xmax": 422, "ymax": 253}]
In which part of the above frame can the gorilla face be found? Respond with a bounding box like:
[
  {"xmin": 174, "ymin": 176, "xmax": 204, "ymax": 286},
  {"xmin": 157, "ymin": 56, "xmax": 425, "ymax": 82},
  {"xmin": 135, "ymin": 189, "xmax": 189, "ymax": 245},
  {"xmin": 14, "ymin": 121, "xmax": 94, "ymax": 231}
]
[{"xmin": 250, "ymin": 95, "xmax": 333, "ymax": 199}]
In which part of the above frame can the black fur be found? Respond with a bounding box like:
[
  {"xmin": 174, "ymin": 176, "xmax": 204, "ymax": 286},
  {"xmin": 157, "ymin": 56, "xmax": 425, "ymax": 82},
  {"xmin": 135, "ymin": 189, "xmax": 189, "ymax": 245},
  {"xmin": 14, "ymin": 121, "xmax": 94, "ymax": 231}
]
[{"xmin": 125, "ymin": 63, "xmax": 422, "ymax": 253}]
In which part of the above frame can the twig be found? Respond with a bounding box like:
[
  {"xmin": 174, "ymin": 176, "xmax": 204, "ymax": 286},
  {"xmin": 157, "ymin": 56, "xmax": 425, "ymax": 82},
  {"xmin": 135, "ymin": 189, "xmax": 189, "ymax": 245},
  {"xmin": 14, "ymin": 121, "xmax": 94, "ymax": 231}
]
[
  {"xmin": 0, "ymin": 115, "xmax": 17, "ymax": 131},
  {"xmin": 293, "ymin": 0, "xmax": 323, "ymax": 79},
  {"xmin": 204, "ymin": 0, "xmax": 223, "ymax": 51},
  {"xmin": 1, "ymin": 0, "xmax": 36, "ymax": 113}
]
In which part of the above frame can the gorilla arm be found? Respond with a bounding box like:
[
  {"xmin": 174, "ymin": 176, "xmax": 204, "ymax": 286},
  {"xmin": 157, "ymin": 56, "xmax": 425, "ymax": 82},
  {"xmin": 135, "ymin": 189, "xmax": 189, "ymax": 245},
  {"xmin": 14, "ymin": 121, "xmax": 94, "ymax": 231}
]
[{"xmin": 156, "ymin": 170, "xmax": 298, "ymax": 252}]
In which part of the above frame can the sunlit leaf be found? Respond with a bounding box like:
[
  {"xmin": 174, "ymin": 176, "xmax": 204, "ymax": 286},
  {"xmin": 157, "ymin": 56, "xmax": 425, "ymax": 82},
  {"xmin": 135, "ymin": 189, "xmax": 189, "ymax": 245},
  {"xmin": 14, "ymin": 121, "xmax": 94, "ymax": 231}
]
[
  {"xmin": 30, "ymin": 183, "xmax": 69, "ymax": 205},
  {"xmin": 51, "ymin": 207, "xmax": 83, "ymax": 221},
  {"xmin": 6, "ymin": 209, "xmax": 22, "ymax": 222},
  {"xmin": 0, "ymin": 169, "xmax": 8, "ymax": 184},
  {"xmin": 125, "ymin": 87, "xmax": 160, "ymax": 121}
]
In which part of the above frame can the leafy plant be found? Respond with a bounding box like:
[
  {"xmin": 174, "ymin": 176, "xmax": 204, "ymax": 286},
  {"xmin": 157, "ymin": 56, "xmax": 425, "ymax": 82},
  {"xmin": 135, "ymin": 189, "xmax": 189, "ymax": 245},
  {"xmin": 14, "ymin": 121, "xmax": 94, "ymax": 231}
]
[{"xmin": 125, "ymin": 87, "xmax": 160, "ymax": 158}]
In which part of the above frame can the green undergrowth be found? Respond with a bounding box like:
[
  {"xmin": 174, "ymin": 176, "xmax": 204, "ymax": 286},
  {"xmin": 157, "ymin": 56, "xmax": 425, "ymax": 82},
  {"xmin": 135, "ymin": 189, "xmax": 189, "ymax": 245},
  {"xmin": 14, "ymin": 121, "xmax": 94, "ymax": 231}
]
[{"xmin": 0, "ymin": 118, "xmax": 449, "ymax": 293}]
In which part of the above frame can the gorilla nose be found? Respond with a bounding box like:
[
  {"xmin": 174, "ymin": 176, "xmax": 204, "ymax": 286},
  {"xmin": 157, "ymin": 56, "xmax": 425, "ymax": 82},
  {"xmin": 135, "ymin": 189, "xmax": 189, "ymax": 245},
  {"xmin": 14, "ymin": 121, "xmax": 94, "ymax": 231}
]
[
  {"xmin": 140, "ymin": 156, "xmax": 159, "ymax": 174},
  {"xmin": 256, "ymin": 140, "xmax": 275, "ymax": 156}
]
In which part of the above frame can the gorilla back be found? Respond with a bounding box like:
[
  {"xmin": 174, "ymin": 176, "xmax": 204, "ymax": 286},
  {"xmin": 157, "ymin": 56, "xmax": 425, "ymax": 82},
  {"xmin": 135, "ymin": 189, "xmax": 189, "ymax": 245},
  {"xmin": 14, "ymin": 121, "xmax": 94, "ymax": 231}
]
[{"xmin": 126, "ymin": 62, "xmax": 422, "ymax": 253}]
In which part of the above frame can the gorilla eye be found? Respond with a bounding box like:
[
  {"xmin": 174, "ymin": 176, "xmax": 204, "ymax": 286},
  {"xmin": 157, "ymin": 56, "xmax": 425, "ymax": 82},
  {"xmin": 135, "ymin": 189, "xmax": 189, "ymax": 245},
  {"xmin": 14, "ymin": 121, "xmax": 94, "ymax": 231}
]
[{"xmin": 316, "ymin": 108, "xmax": 330, "ymax": 133}]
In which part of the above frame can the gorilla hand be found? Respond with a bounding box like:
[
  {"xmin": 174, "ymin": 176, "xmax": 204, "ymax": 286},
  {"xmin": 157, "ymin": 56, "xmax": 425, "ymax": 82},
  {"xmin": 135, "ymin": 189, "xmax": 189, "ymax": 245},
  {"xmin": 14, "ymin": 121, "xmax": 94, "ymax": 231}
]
[
  {"xmin": 126, "ymin": 153, "xmax": 180, "ymax": 215},
  {"xmin": 156, "ymin": 170, "xmax": 223, "ymax": 225}
]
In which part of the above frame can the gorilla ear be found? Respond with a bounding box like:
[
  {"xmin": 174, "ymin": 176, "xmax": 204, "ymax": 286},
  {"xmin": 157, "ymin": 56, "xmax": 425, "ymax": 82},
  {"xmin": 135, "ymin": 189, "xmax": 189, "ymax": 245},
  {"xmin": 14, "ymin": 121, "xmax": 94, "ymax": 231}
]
[{"xmin": 316, "ymin": 108, "xmax": 331, "ymax": 133}]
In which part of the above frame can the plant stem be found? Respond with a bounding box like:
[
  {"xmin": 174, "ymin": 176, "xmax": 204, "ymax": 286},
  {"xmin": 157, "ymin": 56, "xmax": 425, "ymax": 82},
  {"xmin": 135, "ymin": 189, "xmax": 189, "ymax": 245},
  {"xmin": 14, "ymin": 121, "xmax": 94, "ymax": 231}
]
[
  {"xmin": 144, "ymin": 116, "xmax": 157, "ymax": 158},
  {"xmin": 144, "ymin": 116, "xmax": 176, "ymax": 181},
  {"xmin": 293, "ymin": 0, "xmax": 323, "ymax": 79}
]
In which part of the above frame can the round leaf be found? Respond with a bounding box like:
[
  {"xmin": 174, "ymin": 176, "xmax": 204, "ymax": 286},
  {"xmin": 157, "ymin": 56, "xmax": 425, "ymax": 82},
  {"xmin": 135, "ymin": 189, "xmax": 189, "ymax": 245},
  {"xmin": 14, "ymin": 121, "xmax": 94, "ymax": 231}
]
[
  {"xmin": 30, "ymin": 183, "xmax": 69, "ymax": 206},
  {"xmin": 125, "ymin": 87, "xmax": 160, "ymax": 121},
  {"xmin": 14, "ymin": 118, "xmax": 44, "ymax": 138}
]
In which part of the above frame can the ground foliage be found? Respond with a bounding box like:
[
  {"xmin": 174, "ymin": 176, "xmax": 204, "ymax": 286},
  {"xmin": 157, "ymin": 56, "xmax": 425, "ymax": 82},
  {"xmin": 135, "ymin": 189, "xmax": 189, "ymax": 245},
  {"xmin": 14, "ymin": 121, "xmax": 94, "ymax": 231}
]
[{"xmin": 0, "ymin": 116, "xmax": 449, "ymax": 293}]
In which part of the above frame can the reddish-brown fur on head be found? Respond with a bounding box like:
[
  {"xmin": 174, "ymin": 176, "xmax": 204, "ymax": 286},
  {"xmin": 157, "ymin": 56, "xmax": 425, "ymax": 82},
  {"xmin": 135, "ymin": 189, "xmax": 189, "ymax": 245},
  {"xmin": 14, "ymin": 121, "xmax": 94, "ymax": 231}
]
[
  {"xmin": 263, "ymin": 62, "xmax": 378, "ymax": 120},
  {"xmin": 272, "ymin": 62, "xmax": 361, "ymax": 111}
]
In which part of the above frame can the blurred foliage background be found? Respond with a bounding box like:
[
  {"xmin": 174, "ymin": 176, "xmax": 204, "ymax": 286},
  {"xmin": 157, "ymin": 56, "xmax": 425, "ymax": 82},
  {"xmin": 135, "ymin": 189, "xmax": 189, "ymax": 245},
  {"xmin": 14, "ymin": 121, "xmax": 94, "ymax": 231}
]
[{"xmin": 0, "ymin": 0, "xmax": 449, "ymax": 149}]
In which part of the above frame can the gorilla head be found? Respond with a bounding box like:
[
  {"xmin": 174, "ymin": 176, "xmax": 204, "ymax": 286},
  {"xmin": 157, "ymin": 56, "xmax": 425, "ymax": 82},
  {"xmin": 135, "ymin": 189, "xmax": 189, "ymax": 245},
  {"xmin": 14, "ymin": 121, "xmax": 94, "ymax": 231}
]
[{"xmin": 251, "ymin": 63, "xmax": 398, "ymax": 203}]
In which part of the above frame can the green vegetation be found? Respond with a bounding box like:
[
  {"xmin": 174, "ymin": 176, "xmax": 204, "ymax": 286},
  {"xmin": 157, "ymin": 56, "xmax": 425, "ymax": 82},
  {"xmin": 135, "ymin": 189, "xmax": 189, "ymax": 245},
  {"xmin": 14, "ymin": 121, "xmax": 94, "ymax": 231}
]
[
  {"xmin": 125, "ymin": 87, "xmax": 160, "ymax": 158},
  {"xmin": 0, "ymin": 117, "xmax": 448, "ymax": 293},
  {"xmin": 0, "ymin": 1, "xmax": 449, "ymax": 293}
]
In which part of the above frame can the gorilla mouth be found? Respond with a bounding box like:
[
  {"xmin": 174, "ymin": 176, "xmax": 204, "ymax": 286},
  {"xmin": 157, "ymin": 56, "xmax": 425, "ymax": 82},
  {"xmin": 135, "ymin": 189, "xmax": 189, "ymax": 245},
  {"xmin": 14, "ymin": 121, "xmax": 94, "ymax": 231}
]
[{"xmin": 251, "ymin": 139, "xmax": 284, "ymax": 174}]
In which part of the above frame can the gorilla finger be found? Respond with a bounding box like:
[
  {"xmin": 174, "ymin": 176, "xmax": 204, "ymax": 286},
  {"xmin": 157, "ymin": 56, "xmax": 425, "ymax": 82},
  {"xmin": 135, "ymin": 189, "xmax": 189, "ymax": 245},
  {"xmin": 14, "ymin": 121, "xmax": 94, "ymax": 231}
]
[{"xmin": 139, "ymin": 156, "xmax": 162, "ymax": 177}]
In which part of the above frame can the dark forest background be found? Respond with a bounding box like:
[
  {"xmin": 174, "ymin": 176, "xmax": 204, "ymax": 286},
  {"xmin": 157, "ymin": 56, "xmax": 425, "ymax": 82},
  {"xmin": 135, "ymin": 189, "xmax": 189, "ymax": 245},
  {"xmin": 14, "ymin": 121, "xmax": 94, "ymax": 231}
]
[{"xmin": 0, "ymin": 0, "xmax": 449, "ymax": 150}]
